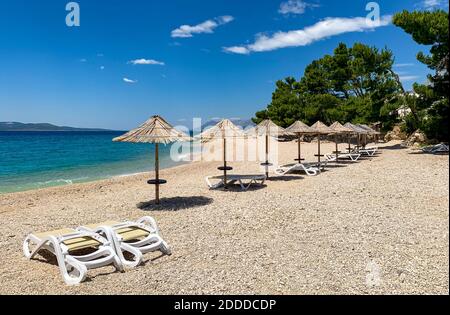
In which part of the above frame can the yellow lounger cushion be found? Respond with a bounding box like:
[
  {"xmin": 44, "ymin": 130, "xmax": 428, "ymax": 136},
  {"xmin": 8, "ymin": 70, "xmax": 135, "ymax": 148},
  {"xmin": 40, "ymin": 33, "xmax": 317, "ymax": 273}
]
[
  {"xmin": 116, "ymin": 227, "xmax": 150, "ymax": 242},
  {"xmin": 86, "ymin": 221, "xmax": 150, "ymax": 242},
  {"xmin": 35, "ymin": 228, "xmax": 101, "ymax": 251}
]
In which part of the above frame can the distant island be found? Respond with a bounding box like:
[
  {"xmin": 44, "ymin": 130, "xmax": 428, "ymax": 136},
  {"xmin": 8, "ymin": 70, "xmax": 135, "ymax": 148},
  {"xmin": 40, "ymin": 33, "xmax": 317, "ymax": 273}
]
[{"xmin": 0, "ymin": 122, "xmax": 114, "ymax": 132}]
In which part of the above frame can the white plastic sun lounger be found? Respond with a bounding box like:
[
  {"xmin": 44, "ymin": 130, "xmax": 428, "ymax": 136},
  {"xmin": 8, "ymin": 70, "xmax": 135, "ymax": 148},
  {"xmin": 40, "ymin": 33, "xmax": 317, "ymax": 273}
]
[
  {"xmin": 422, "ymin": 143, "xmax": 449, "ymax": 154},
  {"xmin": 206, "ymin": 174, "xmax": 266, "ymax": 191},
  {"xmin": 325, "ymin": 153, "xmax": 361, "ymax": 162},
  {"xmin": 350, "ymin": 146, "xmax": 378, "ymax": 156},
  {"xmin": 23, "ymin": 228, "xmax": 122, "ymax": 285},
  {"xmin": 359, "ymin": 148, "xmax": 377, "ymax": 156},
  {"xmin": 274, "ymin": 163, "xmax": 319, "ymax": 176},
  {"xmin": 78, "ymin": 217, "xmax": 171, "ymax": 268}
]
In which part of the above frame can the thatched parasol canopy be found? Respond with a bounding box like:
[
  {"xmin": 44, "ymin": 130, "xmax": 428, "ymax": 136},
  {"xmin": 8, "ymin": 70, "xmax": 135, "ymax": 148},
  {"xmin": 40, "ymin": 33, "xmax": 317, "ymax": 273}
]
[
  {"xmin": 329, "ymin": 122, "xmax": 354, "ymax": 134},
  {"xmin": 343, "ymin": 122, "xmax": 369, "ymax": 150},
  {"xmin": 310, "ymin": 121, "xmax": 334, "ymax": 165},
  {"xmin": 329, "ymin": 122, "xmax": 354, "ymax": 162},
  {"xmin": 113, "ymin": 115, "xmax": 191, "ymax": 204},
  {"xmin": 310, "ymin": 121, "xmax": 335, "ymax": 135},
  {"xmin": 343, "ymin": 122, "xmax": 368, "ymax": 135},
  {"xmin": 356, "ymin": 124, "xmax": 380, "ymax": 148},
  {"xmin": 113, "ymin": 115, "xmax": 191, "ymax": 144},
  {"xmin": 246, "ymin": 119, "xmax": 288, "ymax": 137},
  {"xmin": 286, "ymin": 121, "xmax": 315, "ymax": 163},
  {"xmin": 246, "ymin": 120, "xmax": 289, "ymax": 179},
  {"xmin": 285, "ymin": 121, "xmax": 315, "ymax": 134},
  {"xmin": 196, "ymin": 119, "xmax": 245, "ymax": 188},
  {"xmin": 357, "ymin": 124, "xmax": 380, "ymax": 135},
  {"xmin": 197, "ymin": 119, "xmax": 245, "ymax": 143}
]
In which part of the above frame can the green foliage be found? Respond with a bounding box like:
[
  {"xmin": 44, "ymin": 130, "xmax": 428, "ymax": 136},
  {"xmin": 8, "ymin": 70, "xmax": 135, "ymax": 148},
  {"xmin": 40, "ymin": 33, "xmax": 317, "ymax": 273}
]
[
  {"xmin": 254, "ymin": 42, "xmax": 402, "ymax": 128},
  {"xmin": 393, "ymin": 10, "xmax": 449, "ymax": 141},
  {"xmin": 422, "ymin": 98, "xmax": 449, "ymax": 141},
  {"xmin": 254, "ymin": 10, "xmax": 449, "ymax": 142}
]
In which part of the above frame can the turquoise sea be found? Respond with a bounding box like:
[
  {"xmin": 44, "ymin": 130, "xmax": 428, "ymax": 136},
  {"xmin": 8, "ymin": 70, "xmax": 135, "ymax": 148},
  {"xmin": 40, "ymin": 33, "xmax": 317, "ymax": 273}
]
[{"xmin": 0, "ymin": 131, "xmax": 190, "ymax": 193}]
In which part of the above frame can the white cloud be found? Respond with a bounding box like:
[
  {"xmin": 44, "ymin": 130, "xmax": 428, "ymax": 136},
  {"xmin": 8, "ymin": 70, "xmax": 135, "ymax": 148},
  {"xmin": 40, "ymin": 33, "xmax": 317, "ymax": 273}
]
[
  {"xmin": 171, "ymin": 15, "xmax": 234, "ymax": 38},
  {"xmin": 224, "ymin": 46, "xmax": 251, "ymax": 54},
  {"xmin": 128, "ymin": 58, "xmax": 165, "ymax": 66},
  {"xmin": 399, "ymin": 75, "xmax": 420, "ymax": 81},
  {"xmin": 224, "ymin": 15, "xmax": 391, "ymax": 54},
  {"xmin": 394, "ymin": 63, "xmax": 415, "ymax": 68},
  {"xmin": 123, "ymin": 77, "xmax": 137, "ymax": 84},
  {"xmin": 421, "ymin": 0, "xmax": 445, "ymax": 9},
  {"xmin": 279, "ymin": 0, "xmax": 317, "ymax": 15}
]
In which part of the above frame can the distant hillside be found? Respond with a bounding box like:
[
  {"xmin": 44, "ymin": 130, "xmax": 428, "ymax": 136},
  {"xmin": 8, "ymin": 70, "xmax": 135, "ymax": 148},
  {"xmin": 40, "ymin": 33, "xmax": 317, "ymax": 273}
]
[
  {"xmin": 201, "ymin": 118, "xmax": 255, "ymax": 130},
  {"xmin": 0, "ymin": 122, "xmax": 113, "ymax": 132}
]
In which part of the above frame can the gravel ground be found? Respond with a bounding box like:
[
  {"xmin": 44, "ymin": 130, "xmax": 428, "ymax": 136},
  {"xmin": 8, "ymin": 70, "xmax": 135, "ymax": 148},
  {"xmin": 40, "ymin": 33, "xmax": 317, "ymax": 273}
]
[{"xmin": 0, "ymin": 140, "xmax": 448, "ymax": 295}]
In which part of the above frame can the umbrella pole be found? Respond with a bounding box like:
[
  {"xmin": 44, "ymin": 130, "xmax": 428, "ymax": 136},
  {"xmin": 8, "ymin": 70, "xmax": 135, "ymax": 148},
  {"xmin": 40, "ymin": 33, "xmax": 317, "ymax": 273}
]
[
  {"xmin": 223, "ymin": 138, "xmax": 227, "ymax": 188},
  {"xmin": 317, "ymin": 135, "xmax": 321, "ymax": 164},
  {"xmin": 335, "ymin": 134, "xmax": 339, "ymax": 162},
  {"xmin": 297, "ymin": 134, "xmax": 301, "ymax": 163},
  {"xmin": 348, "ymin": 134, "xmax": 351, "ymax": 152},
  {"xmin": 155, "ymin": 143, "xmax": 160, "ymax": 204},
  {"xmin": 265, "ymin": 134, "xmax": 269, "ymax": 179}
]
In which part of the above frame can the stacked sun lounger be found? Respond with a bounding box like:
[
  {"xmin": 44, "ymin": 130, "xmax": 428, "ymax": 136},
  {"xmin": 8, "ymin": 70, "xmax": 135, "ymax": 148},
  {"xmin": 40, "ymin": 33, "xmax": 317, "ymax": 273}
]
[{"xmin": 23, "ymin": 216, "xmax": 171, "ymax": 285}]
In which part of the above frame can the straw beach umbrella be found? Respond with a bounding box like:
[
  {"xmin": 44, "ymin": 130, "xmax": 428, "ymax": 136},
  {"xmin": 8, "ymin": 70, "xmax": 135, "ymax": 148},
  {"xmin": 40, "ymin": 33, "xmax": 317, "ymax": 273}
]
[
  {"xmin": 246, "ymin": 119, "xmax": 288, "ymax": 179},
  {"xmin": 357, "ymin": 124, "xmax": 381, "ymax": 146},
  {"xmin": 285, "ymin": 121, "xmax": 315, "ymax": 163},
  {"xmin": 329, "ymin": 122, "xmax": 354, "ymax": 162},
  {"xmin": 113, "ymin": 115, "xmax": 191, "ymax": 204},
  {"xmin": 310, "ymin": 121, "xmax": 335, "ymax": 164},
  {"xmin": 197, "ymin": 119, "xmax": 245, "ymax": 188},
  {"xmin": 344, "ymin": 123, "xmax": 368, "ymax": 151}
]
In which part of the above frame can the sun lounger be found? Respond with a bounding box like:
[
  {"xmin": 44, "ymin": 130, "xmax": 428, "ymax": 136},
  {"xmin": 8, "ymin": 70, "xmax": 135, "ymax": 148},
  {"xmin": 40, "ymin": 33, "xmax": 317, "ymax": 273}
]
[
  {"xmin": 274, "ymin": 163, "xmax": 319, "ymax": 176},
  {"xmin": 349, "ymin": 146, "xmax": 378, "ymax": 156},
  {"xmin": 422, "ymin": 143, "xmax": 449, "ymax": 155},
  {"xmin": 205, "ymin": 174, "xmax": 266, "ymax": 190},
  {"xmin": 304, "ymin": 160, "xmax": 329, "ymax": 172},
  {"xmin": 23, "ymin": 228, "xmax": 122, "ymax": 285},
  {"xmin": 79, "ymin": 217, "xmax": 171, "ymax": 268},
  {"xmin": 359, "ymin": 148, "xmax": 377, "ymax": 156},
  {"xmin": 325, "ymin": 153, "xmax": 361, "ymax": 162}
]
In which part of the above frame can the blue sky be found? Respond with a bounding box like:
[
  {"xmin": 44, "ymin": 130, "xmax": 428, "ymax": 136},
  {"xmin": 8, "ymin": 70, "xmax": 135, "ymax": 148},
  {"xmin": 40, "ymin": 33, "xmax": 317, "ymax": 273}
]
[{"xmin": 0, "ymin": 0, "xmax": 448, "ymax": 130}]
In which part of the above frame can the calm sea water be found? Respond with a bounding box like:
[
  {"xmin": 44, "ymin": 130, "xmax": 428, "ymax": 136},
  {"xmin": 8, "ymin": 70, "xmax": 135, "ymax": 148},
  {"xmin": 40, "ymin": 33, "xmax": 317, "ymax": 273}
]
[{"xmin": 0, "ymin": 131, "xmax": 189, "ymax": 193}]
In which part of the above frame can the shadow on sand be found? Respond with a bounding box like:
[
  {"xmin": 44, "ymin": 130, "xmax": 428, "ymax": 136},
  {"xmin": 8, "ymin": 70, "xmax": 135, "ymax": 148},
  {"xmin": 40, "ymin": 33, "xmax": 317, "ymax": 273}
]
[
  {"xmin": 137, "ymin": 196, "xmax": 214, "ymax": 211},
  {"xmin": 380, "ymin": 144, "xmax": 405, "ymax": 150},
  {"xmin": 323, "ymin": 163, "xmax": 350, "ymax": 169},
  {"xmin": 212, "ymin": 184, "xmax": 267, "ymax": 193},
  {"xmin": 408, "ymin": 150, "xmax": 448, "ymax": 156},
  {"xmin": 268, "ymin": 175, "xmax": 304, "ymax": 182}
]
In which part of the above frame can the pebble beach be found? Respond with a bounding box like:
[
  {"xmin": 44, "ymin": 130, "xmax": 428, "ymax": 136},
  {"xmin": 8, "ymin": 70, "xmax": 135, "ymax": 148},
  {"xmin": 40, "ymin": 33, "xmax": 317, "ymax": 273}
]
[{"xmin": 0, "ymin": 140, "xmax": 448, "ymax": 295}]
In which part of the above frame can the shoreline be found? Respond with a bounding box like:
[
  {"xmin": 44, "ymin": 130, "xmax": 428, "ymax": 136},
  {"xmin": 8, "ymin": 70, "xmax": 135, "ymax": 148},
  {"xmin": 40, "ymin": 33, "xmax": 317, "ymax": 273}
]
[
  {"xmin": 0, "ymin": 152, "xmax": 201, "ymax": 196},
  {"xmin": 0, "ymin": 159, "xmax": 196, "ymax": 198}
]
